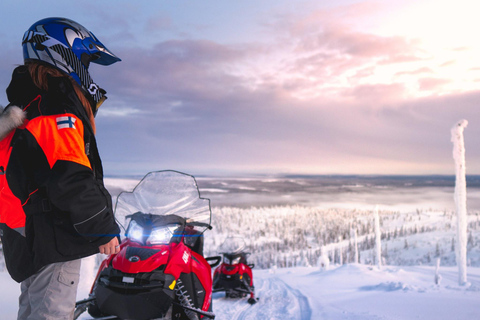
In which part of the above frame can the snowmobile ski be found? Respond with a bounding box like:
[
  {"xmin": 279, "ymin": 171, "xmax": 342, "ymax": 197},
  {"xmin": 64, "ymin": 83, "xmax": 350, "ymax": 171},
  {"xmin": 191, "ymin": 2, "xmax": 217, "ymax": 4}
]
[{"xmin": 172, "ymin": 300, "xmax": 215, "ymax": 319}]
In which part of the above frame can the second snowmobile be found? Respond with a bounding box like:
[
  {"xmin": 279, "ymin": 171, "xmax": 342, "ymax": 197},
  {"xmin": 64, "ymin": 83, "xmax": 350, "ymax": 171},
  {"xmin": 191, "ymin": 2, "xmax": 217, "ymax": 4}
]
[{"xmin": 212, "ymin": 237, "xmax": 257, "ymax": 304}]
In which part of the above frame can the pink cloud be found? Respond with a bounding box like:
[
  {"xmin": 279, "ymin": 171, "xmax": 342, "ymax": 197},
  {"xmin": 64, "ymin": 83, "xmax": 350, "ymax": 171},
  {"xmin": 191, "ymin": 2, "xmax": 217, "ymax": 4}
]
[
  {"xmin": 395, "ymin": 67, "xmax": 433, "ymax": 77},
  {"xmin": 440, "ymin": 60, "xmax": 456, "ymax": 67},
  {"xmin": 272, "ymin": 2, "xmax": 425, "ymax": 63},
  {"xmin": 318, "ymin": 26, "xmax": 422, "ymax": 59},
  {"xmin": 418, "ymin": 77, "xmax": 452, "ymax": 91},
  {"xmin": 342, "ymin": 83, "xmax": 407, "ymax": 105}
]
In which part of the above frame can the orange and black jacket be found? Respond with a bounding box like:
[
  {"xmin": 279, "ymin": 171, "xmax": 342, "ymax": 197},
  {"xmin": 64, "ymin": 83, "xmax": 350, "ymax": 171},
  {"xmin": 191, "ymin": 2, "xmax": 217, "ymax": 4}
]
[{"xmin": 0, "ymin": 65, "xmax": 120, "ymax": 282}]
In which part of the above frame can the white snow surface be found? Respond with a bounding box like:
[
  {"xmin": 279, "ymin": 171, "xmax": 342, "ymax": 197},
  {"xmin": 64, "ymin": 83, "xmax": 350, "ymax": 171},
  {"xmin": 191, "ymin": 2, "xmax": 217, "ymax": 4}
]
[{"xmin": 1, "ymin": 264, "xmax": 480, "ymax": 319}]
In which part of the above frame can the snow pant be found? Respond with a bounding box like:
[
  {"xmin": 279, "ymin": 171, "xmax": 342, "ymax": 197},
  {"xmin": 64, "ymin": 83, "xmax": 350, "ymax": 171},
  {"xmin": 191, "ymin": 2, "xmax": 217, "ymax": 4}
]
[{"xmin": 17, "ymin": 259, "xmax": 81, "ymax": 320}]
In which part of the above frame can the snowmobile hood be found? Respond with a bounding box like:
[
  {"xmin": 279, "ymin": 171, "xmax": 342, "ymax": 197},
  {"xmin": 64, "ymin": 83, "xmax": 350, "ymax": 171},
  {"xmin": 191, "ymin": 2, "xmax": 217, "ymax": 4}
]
[{"xmin": 112, "ymin": 242, "xmax": 170, "ymax": 274}]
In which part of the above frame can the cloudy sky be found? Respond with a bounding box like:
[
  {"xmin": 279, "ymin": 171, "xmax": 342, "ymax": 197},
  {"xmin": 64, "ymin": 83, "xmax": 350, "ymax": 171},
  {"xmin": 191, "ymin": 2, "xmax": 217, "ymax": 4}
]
[{"xmin": 1, "ymin": 0, "xmax": 480, "ymax": 176}]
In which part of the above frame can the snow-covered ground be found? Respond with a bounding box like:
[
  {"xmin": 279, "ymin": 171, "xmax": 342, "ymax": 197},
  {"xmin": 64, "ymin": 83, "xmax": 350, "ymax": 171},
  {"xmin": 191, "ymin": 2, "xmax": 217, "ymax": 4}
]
[
  {"xmin": 214, "ymin": 264, "xmax": 480, "ymax": 320},
  {"xmin": 1, "ymin": 263, "xmax": 479, "ymax": 319},
  {"xmin": 1, "ymin": 175, "xmax": 480, "ymax": 319}
]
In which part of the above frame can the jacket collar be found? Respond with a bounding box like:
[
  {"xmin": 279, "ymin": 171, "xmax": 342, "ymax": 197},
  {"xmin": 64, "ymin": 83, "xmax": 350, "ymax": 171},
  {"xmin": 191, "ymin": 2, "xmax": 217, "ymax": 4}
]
[{"xmin": 6, "ymin": 65, "xmax": 41, "ymax": 106}]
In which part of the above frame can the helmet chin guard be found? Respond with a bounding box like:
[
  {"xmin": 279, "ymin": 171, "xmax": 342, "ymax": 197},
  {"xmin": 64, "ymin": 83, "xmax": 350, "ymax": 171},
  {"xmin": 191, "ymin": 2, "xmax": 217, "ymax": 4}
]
[{"xmin": 22, "ymin": 17, "xmax": 121, "ymax": 115}]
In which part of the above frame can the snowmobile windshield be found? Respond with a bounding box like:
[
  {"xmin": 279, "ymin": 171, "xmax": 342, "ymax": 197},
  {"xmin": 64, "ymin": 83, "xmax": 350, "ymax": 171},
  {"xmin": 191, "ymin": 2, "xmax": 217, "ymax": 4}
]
[
  {"xmin": 218, "ymin": 236, "xmax": 248, "ymax": 255},
  {"xmin": 115, "ymin": 171, "xmax": 212, "ymax": 236}
]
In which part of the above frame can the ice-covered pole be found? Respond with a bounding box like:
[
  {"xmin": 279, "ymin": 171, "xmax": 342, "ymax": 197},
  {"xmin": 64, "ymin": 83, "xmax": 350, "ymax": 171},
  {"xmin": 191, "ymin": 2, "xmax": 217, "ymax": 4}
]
[
  {"xmin": 374, "ymin": 205, "xmax": 382, "ymax": 268},
  {"xmin": 451, "ymin": 119, "xmax": 468, "ymax": 286}
]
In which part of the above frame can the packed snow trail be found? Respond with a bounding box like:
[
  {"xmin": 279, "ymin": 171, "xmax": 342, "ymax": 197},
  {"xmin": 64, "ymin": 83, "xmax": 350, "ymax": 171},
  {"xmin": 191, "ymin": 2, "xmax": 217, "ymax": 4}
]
[{"xmin": 212, "ymin": 273, "xmax": 312, "ymax": 320}]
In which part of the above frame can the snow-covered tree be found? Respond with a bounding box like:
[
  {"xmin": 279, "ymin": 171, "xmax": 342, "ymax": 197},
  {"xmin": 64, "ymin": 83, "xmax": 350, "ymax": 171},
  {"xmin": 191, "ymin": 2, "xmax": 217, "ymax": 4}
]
[
  {"xmin": 338, "ymin": 236, "xmax": 343, "ymax": 265},
  {"xmin": 353, "ymin": 228, "xmax": 359, "ymax": 264},
  {"xmin": 318, "ymin": 246, "xmax": 330, "ymax": 270},
  {"xmin": 374, "ymin": 205, "xmax": 382, "ymax": 268}
]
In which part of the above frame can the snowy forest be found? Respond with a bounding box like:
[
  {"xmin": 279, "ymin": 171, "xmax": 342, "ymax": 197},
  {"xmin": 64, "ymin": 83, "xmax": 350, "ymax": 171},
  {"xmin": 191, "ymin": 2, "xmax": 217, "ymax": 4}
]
[
  {"xmin": 205, "ymin": 205, "xmax": 480, "ymax": 269},
  {"xmin": 2, "ymin": 205, "xmax": 479, "ymax": 272}
]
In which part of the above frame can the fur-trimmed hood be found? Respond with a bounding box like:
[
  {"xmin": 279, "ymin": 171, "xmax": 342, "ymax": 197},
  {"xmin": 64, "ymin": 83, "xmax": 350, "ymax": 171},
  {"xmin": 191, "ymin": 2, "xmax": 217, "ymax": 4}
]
[
  {"xmin": 1, "ymin": 65, "xmax": 38, "ymax": 141},
  {"xmin": 0, "ymin": 106, "xmax": 26, "ymax": 141}
]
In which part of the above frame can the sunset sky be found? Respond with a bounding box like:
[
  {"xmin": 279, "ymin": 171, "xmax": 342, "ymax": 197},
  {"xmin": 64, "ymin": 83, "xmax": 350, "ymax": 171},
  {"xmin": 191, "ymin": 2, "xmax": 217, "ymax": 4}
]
[{"xmin": 1, "ymin": 0, "xmax": 480, "ymax": 176}]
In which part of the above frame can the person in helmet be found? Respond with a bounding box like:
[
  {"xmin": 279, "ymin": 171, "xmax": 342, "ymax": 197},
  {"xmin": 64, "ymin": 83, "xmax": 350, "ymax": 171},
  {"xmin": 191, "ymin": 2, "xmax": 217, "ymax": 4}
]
[{"xmin": 0, "ymin": 17, "xmax": 121, "ymax": 319}]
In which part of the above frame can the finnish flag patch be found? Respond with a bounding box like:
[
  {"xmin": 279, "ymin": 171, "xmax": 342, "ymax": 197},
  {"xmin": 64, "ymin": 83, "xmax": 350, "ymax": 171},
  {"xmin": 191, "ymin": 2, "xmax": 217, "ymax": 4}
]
[{"xmin": 56, "ymin": 116, "xmax": 76, "ymax": 130}]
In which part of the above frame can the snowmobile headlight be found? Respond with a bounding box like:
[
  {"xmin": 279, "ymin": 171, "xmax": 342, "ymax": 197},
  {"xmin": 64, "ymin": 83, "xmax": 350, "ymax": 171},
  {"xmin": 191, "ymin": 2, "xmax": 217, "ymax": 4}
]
[
  {"xmin": 224, "ymin": 256, "xmax": 241, "ymax": 265},
  {"xmin": 126, "ymin": 220, "xmax": 144, "ymax": 244},
  {"xmin": 147, "ymin": 225, "xmax": 179, "ymax": 245}
]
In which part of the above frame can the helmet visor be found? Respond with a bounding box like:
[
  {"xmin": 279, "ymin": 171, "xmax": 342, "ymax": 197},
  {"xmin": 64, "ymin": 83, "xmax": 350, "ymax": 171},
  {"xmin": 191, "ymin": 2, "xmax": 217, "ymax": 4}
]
[{"xmin": 82, "ymin": 35, "xmax": 121, "ymax": 66}]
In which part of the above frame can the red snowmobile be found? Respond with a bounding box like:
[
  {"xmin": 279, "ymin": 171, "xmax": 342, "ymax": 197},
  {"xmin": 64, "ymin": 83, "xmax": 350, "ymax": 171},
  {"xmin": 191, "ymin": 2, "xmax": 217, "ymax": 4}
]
[
  {"xmin": 212, "ymin": 237, "xmax": 257, "ymax": 304},
  {"xmin": 74, "ymin": 170, "xmax": 221, "ymax": 320}
]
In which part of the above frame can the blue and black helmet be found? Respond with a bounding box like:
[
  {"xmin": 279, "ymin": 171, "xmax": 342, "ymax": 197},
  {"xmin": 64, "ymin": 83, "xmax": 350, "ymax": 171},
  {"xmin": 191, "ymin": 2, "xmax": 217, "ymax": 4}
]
[{"xmin": 22, "ymin": 17, "xmax": 121, "ymax": 113}]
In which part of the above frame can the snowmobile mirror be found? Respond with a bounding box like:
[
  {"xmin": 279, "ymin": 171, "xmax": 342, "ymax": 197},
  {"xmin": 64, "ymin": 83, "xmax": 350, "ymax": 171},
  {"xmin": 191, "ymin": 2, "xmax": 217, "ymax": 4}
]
[
  {"xmin": 206, "ymin": 256, "xmax": 222, "ymax": 268},
  {"xmin": 248, "ymin": 263, "xmax": 255, "ymax": 269}
]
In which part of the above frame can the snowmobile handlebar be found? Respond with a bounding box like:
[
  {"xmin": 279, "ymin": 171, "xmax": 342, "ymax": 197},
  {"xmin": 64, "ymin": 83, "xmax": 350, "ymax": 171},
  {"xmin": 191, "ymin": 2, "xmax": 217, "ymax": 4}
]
[
  {"xmin": 206, "ymin": 256, "xmax": 222, "ymax": 267},
  {"xmin": 186, "ymin": 221, "xmax": 212, "ymax": 229}
]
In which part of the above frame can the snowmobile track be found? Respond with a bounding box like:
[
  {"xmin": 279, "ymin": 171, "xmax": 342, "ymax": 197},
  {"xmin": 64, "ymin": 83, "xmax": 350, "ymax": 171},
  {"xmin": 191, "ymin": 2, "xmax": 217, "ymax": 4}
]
[
  {"xmin": 279, "ymin": 279, "xmax": 312, "ymax": 320},
  {"xmin": 213, "ymin": 274, "xmax": 311, "ymax": 320}
]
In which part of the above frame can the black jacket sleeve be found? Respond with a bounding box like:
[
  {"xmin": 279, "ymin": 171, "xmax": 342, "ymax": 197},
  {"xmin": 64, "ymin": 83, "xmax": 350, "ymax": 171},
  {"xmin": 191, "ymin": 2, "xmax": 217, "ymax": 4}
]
[{"xmin": 47, "ymin": 160, "xmax": 120, "ymax": 244}]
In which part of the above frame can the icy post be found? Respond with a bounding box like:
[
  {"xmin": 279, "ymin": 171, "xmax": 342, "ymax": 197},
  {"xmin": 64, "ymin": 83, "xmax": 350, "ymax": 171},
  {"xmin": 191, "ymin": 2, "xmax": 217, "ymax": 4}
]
[
  {"xmin": 374, "ymin": 205, "xmax": 382, "ymax": 268},
  {"xmin": 451, "ymin": 119, "xmax": 468, "ymax": 286}
]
